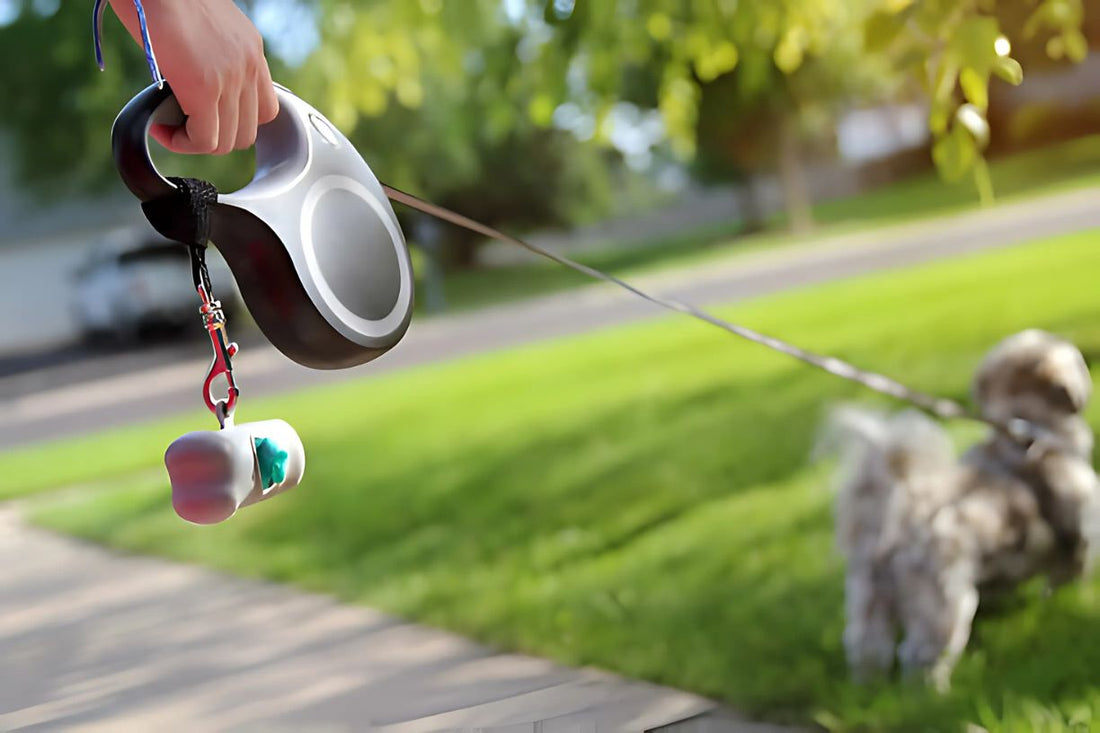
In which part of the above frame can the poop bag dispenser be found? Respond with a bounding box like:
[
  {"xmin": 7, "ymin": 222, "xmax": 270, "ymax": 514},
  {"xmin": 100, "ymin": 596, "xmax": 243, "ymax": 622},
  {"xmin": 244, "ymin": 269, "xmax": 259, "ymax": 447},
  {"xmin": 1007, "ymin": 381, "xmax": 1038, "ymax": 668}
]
[{"xmin": 165, "ymin": 420, "xmax": 306, "ymax": 525}]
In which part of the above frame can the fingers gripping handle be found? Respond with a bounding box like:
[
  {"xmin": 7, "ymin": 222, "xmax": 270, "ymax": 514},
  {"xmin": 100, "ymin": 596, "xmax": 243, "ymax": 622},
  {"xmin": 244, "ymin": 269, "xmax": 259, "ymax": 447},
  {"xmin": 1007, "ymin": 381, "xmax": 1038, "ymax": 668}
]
[
  {"xmin": 153, "ymin": 92, "xmax": 187, "ymax": 127},
  {"xmin": 113, "ymin": 80, "xmax": 298, "ymax": 202}
]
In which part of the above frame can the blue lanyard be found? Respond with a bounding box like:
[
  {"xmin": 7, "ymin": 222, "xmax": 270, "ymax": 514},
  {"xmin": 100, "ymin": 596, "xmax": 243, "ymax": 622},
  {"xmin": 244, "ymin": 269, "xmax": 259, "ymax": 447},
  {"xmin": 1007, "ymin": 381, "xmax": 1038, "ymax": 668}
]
[{"xmin": 93, "ymin": 0, "xmax": 164, "ymax": 87}]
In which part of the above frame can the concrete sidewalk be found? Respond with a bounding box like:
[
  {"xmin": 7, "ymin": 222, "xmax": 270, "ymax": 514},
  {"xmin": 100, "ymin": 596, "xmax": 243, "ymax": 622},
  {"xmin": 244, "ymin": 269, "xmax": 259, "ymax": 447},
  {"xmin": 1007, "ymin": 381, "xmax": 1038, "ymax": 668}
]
[{"xmin": 0, "ymin": 509, "xmax": 801, "ymax": 732}]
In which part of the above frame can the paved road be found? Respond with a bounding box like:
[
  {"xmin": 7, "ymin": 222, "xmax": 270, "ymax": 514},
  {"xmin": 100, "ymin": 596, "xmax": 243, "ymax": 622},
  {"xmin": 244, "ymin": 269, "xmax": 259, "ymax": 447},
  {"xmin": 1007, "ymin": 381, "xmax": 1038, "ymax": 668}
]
[
  {"xmin": 3, "ymin": 186, "xmax": 1099, "ymax": 450},
  {"xmin": 0, "ymin": 508, "xmax": 801, "ymax": 732}
]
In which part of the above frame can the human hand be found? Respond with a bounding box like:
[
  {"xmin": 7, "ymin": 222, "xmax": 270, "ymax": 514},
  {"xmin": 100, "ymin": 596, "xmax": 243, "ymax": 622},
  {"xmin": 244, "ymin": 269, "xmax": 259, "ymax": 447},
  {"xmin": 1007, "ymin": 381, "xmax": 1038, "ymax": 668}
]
[{"xmin": 108, "ymin": 0, "xmax": 279, "ymax": 154}]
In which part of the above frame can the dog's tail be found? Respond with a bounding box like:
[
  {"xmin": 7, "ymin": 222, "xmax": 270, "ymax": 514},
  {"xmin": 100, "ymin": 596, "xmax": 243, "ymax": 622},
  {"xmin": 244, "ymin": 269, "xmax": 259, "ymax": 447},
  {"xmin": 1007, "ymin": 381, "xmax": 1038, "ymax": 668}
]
[{"xmin": 814, "ymin": 405, "xmax": 956, "ymax": 560}]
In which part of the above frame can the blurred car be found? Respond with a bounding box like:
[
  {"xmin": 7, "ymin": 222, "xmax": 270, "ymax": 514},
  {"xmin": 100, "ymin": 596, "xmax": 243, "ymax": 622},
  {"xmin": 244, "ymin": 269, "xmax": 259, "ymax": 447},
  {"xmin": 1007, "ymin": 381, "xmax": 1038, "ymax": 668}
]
[{"xmin": 70, "ymin": 229, "xmax": 241, "ymax": 344}]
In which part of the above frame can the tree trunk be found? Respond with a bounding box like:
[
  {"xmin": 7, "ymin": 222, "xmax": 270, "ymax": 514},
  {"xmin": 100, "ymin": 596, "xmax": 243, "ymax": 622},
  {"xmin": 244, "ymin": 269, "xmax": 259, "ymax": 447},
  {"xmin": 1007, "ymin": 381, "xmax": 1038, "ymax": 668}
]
[
  {"xmin": 736, "ymin": 180, "xmax": 767, "ymax": 234},
  {"xmin": 413, "ymin": 218, "xmax": 449, "ymax": 313},
  {"xmin": 445, "ymin": 229, "xmax": 482, "ymax": 270},
  {"xmin": 777, "ymin": 113, "xmax": 815, "ymax": 235}
]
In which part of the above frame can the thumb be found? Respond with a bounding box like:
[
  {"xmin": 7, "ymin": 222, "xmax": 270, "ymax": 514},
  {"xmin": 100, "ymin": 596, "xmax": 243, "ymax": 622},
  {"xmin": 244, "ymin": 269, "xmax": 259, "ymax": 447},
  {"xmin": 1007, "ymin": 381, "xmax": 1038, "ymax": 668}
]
[
  {"xmin": 149, "ymin": 123, "xmax": 178, "ymax": 150},
  {"xmin": 150, "ymin": 109, "xmax": 220, "ymax": 155}
]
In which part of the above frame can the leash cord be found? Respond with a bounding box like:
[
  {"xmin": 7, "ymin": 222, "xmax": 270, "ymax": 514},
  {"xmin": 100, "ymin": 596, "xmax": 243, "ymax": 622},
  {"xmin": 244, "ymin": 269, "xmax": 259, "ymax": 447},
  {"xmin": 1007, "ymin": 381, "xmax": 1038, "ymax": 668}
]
[{"xmin": 381, "ymin": 184, "xmax": 1052, "ymax": 447}]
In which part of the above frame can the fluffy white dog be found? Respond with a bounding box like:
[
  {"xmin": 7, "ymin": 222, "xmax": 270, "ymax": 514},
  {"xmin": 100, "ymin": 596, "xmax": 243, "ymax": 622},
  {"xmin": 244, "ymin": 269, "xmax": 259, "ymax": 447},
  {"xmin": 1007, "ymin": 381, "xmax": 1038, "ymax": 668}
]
[{"xmin": 818, "ymin": 330, "xmax": 1098, "ymax": 690}]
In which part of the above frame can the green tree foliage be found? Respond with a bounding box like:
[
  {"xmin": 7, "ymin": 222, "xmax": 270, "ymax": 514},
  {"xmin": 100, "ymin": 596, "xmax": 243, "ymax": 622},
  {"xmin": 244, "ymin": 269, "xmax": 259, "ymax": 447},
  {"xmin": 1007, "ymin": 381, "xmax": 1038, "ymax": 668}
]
[
  {"xmin": 507, "ymin": 0, "xmax": 1086, "ymax": 226},
  {"xmin": 0, "ymin": 2, "xmax": 151, "ymax": 197},
  {"xmin": 296, "ymin": 1, "xmax": 614, "ymax": 266},
  {"xmin": 866, "ymin": 0, "xmax": 1089, "ymax": 204},
  {"xmin": 0, "ymin": 0, "xmax": 1087, "ymax": 245}
]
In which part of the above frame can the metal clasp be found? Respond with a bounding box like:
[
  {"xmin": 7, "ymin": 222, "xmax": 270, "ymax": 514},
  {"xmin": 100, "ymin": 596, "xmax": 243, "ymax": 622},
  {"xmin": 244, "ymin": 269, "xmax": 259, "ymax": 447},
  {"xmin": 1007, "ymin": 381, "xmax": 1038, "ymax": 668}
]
[{"xmin": 198, "ymin": 283, "xmax": 239, "ymax": 428}]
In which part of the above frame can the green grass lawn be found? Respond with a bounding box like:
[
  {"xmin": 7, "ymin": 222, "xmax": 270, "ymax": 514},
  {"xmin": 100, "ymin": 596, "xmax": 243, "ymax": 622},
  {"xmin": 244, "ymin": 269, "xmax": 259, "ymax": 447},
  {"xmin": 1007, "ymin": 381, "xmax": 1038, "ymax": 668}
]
[
  {"xmin": 7, "ymin": 229, "xmax": 1100, "ymax": 731},
  {"xmin": 431, "ymin": 134, "xmax": 1100, "ymax": 314}
]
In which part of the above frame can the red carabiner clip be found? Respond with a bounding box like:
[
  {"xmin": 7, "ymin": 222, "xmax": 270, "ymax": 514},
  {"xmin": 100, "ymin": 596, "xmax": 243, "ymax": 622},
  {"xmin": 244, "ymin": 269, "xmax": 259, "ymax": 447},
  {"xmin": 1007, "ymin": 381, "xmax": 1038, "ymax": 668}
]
[{"xmin": 198, "ymin": 283, "xmax": 239, "ymax": 427}]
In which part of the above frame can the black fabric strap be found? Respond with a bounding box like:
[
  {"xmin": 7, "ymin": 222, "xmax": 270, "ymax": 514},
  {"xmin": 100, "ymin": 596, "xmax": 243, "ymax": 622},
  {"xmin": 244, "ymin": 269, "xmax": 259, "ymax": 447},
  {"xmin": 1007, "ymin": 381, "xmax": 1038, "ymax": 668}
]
[
  {"xmin": 140, "ymin": 176, "xmax": 218, "ymax": 291},
  {"xmin": 141, "ymin": 176, "xmax": 218, "ymax": 248}
]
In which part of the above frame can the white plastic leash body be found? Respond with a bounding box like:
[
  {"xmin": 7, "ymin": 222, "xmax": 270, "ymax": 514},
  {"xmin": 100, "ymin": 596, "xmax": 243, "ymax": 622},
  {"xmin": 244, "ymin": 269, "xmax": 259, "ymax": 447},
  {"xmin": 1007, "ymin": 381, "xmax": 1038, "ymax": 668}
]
[{"xmin": 165, "ymin": 419, "xmax": 306, "ymax": 525}]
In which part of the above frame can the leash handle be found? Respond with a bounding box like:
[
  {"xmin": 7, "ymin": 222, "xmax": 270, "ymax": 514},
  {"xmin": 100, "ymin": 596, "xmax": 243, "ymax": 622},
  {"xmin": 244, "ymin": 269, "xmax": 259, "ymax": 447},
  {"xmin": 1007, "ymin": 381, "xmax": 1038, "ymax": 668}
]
[{"xmin": 111, "ymin": 81, "xmax": 183, "ymax": 201}]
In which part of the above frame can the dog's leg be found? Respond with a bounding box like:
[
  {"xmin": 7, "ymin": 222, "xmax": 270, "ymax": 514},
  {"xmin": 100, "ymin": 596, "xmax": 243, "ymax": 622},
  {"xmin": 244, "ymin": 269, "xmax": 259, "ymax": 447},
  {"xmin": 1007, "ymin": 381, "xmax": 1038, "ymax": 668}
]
[
  {"xmin": 844, "ymin": 565, "xmax": 896, "ymax": 680},
  {"xmin": 928, "ymin": 579, "xmax": 979, "ymax": 692},
  {"xmin": 896, "ymin": 556, "xmax": 948, "ymax": 682},
  {"xmin": 898, "ymin": 554, "xmax": 978, "ymax": 692}
]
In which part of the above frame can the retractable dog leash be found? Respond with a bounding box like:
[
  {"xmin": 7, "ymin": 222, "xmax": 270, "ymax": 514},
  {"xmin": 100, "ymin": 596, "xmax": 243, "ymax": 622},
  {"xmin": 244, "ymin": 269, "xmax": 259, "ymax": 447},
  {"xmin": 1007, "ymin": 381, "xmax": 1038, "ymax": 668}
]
[{"xmin": 98, "ymin": 3, "xmax": 1058, "ymax": 525}]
